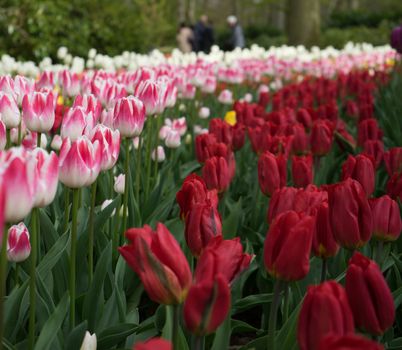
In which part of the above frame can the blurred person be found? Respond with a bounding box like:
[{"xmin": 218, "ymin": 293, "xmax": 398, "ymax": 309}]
[
  {"xmin": 177, "ymin": 22, "xmax": 194, "ymax": 53},
  {"xmin": 227, "ymin": 15, "xmax": 245, "ymax": 50},
  {"xmin": 194, "ymin": 15, "xmax": 214, "ymax": 53}
]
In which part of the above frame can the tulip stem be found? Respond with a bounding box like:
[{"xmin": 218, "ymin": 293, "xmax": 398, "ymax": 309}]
[
  {"xmin": 283, "ymin": 283, "xmax": 289, "ymax": 323},
  {"xmin": 0, "ymin": 224, "xmax": 9, "ymax": 350},
  {"xmin": 135, "ymin": 135, "xmax": 142, "ymax": 225},
  {"xmin": 28, "ymin": 208, "xmax": 38, "ymax": 349},
  {"xmin": 376, "ymin": 241, "xmax": 384, "ymax": 268},
  {"xmin": 69, "ymin": 188, "xmax": 80, "ymax": 329},
  {"xmin": 121, "ymin": 139, "xmax": 130, "ymax": 237},
  {"xmin": 36, "ymin": 132, "xmax": 41, "ymax": 148},
  {"xmin": 321, "ymin": 258, "xmax": 327, "ymax": 282},
  {"xmin": 172, "ymin": 305, "xmax": 180, "ymax": 349},
  {"xmin": 153, "ymin": 115, "xmax": 161, "ymax": 183},
  {"xmin": 5, "ymin": 128, "xmax": 10, "ymax": 149},
  {"xmin": 268, "ymin": 280, "xmax": 282, "ymax": 350},
  {"xmin": 192, "ymin": 335, "xmax": 204, "ymax": 350},
  {"xmin": 14, "ymin": 264, "xmax": 19, "ymax": 287},
  {"xmin": 17, "ymin": 123, "xmax": 22, "ymax": 145},
  {"xmin": 63, "ymin": 188, "xmax": 70, "ymax": 234},
  {"xmin": 144, "ymin": 117, "xmax": 154, "ymax": 201},
  {"xmin": 88, "ymin": 180, "xmax": 97, "ymax": 285}
]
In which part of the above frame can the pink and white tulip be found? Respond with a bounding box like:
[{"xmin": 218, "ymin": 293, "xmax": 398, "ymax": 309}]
[
  {"xmin": 198, "ymin": 107, "xmax": 210, "ymax": 119},
  {"xmin": 151, "ymin": 146, "xmax": 166, "ymax": 162},
  {"xmin": 14, "ymin": 76, "xmax": 34, "ymax": 106},
  {"xmin": 134, "ymin": 80, "xmax": 166, "ymax": 115},
  {"xmin": 51, "ymin": 135, "xmax": 63, "ymax": 151},
  {"xmin": 22, "ymin": 91, "xmax": 56, "ymax": 132},
  {"xmin": 114, "ymin": 174, "xmax": 125, "ymax": 194},
  {"xmin": 113, "ymin": 96, "xmax": 146, "ymax": 138},
  {"xmin": 165, "ymin": 129, "xmax": 181, "ymax": 148},
  {"xmin": 61, "ymin": 107, "xmax": 95, "ymax": 141},
  {"xmin": 7, "ymin": 223, "xmax": 31, "ymax": 262},
  {"xmin": 73, "ymin": 94, "xmax": 102, "ymax": 122},
  {"xmin": 90, "ymin": 124, "xmax": 120, "ymax": 171},
  {"xmin": 0, "ymin": 92, "xmax": 21, "ymax": 128},
  {"xmin": 218, "ymin": 89, "xmax": 233, "ymax": 105},
  {"xmin": 59, "ymin": 136, "xmax": 101, "ymax": 188},
  {"xmin": 59, "ymin": 70, "xmax": 81, "ymax": 97}
]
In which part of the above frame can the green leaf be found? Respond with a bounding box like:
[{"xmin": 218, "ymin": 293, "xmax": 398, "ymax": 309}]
[
  {"xmin": 94, "ymin": 196, "xmax": 120, "ymax": 229},
  {"xmin": 65, "ymin": 321, "xmax": 88, "ymax": 350},
  {"xmin": 97, "ymin": 323, "xmax": 138, "ymax": 350},
  {"xmin": 34, "ymin": 293, "xmax": 69, "ymax": 350},
  {"xmin": 211, "ymin": 315, "xmax": 231, "ymax": 350},
  {"xmin": 232, "ymin": 293, "xmax": 273, "ymax": 315},
  {"xmin": 222, "ymin": 198, "xmax": 243, "ymax": 239},
  {"xmin": 4, "ymin": 282, "xmax": 28, "ymax": 339}
]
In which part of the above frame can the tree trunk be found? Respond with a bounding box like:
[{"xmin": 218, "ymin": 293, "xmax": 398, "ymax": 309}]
[
  {"xmin": 286, "ymin": 0, "xmax": 320, "ymax": 47},
  {"xmin": 178, "ymin": 0, "xmax": 187, "ymax": 22}
]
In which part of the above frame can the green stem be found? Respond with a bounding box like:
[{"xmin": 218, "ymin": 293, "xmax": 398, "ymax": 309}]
[
  {"xmin": 36, "ymin": 132, "xmax": 41, "ymax": 148},
  {"xmin": 121, "ymin": 139, "xmax": 130, "ymax": 237},
  {"xmin": 5, "ymin": 129, "xmax": 10, "ymax": 149},
  {"xmin": 321, "ymin": 258, "xmax": 327, "ymax": 283},
  {"xmin": 192, "ymin": 336, "xmax": 204, "ymax": 350},
  {"xmin": 112, "ymin": 197, "xmax": 121, "ymax": 262},
  {"xmin": 69, "ymin": 188, "xmax": 80, "ymax": 329},
  {"xmin": 144, "ymin": 117, "xmax": 154, "ymax": 201},
  {"xmin": 153, "ymin": 116, "xmax": 161, "ymax": 183},
  {"xmin": 28, "ymin": 209, "xmax": 38, "ymax": 350},
  {"xmin": 135, "ymin": 135, "xmax": 142, "ymax": 225},
  {"xmin": 172, "ymin": 305, "xmax": 180, "ymax": 349},
  {"xmin": 17, "ymin": 123, "xmax": 22, "ymax": 145},
  {"xmin": 283, "ymin": 283, "xmax": 289, "ymax": 323},
  {"xmin": 14, "ymin": 264, "xmax": 19, "ymax": 287},
  {"xmin": 268, "ymin": 280, "xmax": 282, "ymax": 350},
  {"xmin": 63, "ymin": 188, "xmax": 70, "ymax": 234},
  {"xmin": 88, "ymin": 180, "xmax": 97, "ymax": 285},
  {"xmin": 0, "ymin": 224, "xmax": 9, "ymax": 350},
  {"xmin": 376, "ymin": 241, "xmax": 384, "ymax": 268}
]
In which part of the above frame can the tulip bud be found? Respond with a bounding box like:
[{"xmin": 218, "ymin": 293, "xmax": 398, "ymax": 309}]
[
  {"xmin": 59, "ymin": 136, "xmax": 101, "ymax": 188},
  {"xmin": 264, "ymin": 211, "xmax": 315, "ymax": 281},
  {"xmin": 101, "ymin": 199, "xmax": 115, "ymax": 217},
  {"xmin": 346, "ymin": 252, "xmax": 395, "ymax": 335},
  {"xmin": 165, "ymin": 129, "xmax": 181, "ymax": 148},
  {"xmin": 312, "ymin": 202, "xmax": 339, "ymax": 258},
  {"xmin": 183, "ymin": 274, "xmax": 231, "ymax": 335},
  {"xmin": 198, "ymin": 107, "xmax": 210, "ymax": 119},
  {"xmin": 311, "ymin": 120, "xmax": 334, "ymax": 156},
  {"xmin": 292, "ymin": 154, "xmax": 313, "ymax": 188},
  {"xmin": 151, "ymin": 146, "xmax": 165, "ymax": 162},
  {"xmin": 195, "ymin": 133, "xmax": 217, "ymax": 163},
  {"xmin": 369, "ymin": 195, "xmax": 401, "ymax": 241},
  {"xmin": 22, "ymin": 91, "xmax": 56, "ymax": 133},
  {"xmin": 114, "ymin": 174, "xmax": 125, "ymax": 194},
  {"xmin": 318, "ymin": 334, "xmax": 384, "ymax": 350},
  {"xmin": 184, "ymin": 201, "xmax": 222, "ymax": 258},
  {"xmin": 119, "ymin": 223, "xmax": 192, "ymax": 304},
  {"xmin": 113, "ymin": 96, "xmax": 146, "ymax": 138},
  {"xmin": 327, "ymin": 178, "xmax": 372, "ymax": 249},
  {"xmin": 0, "ymin": 92, "xmax": 21, "ymax": 128},
  {"xmin": 297, "ymin": 281, "xmax": 354, "ymax": 350},
  {"xmin": 232, "ymin": 123, "xmax": 246, "ymax": 151},
  {"xmin": 218, "ymin": 89, "xmax": 233, "ymax": 105},
  {"xmin": 202, "ymin": 156, "xmax": 231, "ymax": 193},
  {"xmin": 258, "ymin": 151, "xmax": 287, "ymax": 197},
  {"xmin": 6, "ymin": 223, "xmax": 31, "ymax": 262},
  {"xmin": 341, "ymin": 154, "xmax": 375, "ymax": 197},
  {"xmin": 51, "ymin": 135, "xmax": 63, "ymax": 151},
  {"xmin": 80, "ymin": 331, "xmax": 97, "ymax": 350},
  {"xmin": 383, "ymin": 147, "xmax": 402, "ymax": 176},
  {"xmin": 90, "ymin": 124, "xmax": 120, "ymax": 171},
  {"xmin": 134, "ymin": 338, "xmax": 172, "ymax": 350}
]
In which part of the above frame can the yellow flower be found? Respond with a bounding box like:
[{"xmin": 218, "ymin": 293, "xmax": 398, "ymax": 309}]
[
  {"xmin": 57, "ymin": 95, "xmax": 64, "ymax": 106},
  {"xmin": 224, "ymin": 110, "xmax": 236, "ymax": 126}
]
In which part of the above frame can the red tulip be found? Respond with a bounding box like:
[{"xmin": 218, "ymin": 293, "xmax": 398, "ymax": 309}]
[
  {"xmin": 194, "ymin": 236, "xmax": 252, "ymax": 284},
  {"xmin": 209, "ymin": 118, "xmax": 233, "ymax": 148},
  {"xmin": 363, "ymin": 140, "xmax": 384, "ymax": 169},
  {"xmin": 232, "ymin": 123, "xmax": 246, "ymax": 151},
  {"xmin": 311, "ymin": 120, "xmax": 334, "ymax": 156},
  {"xmin": 296, "ymin": 108, "xmax": 312, "ymax": 130},
  {"xmin": 357, "ymin": 119, "xmax": 382, "ymax": 147},
  {"xmin": 133, "ymin": 338, "xmax": 172, "ymax": 350},
  {"xmin": 327, "ymin": 178, "xmax": 372, "ymax": 249},
  {"xmin": 258, "ymin": 151, "xmax": 287, "ymax": 197},
  {"xmin": 297, "ymin": 281, "xmax": 354, "ymax": 350},
  {"xmin": 293, "ymin": 185, "xmax": 327, "ymax": 215},
  {"xmin": 267, "ymin": 187, "xmax": 298, "ymax": 223},
  {"xmin": 383, "ymin": 147, "xmax": 402, "ymax": 176},
  {"xmin": 292, "ymin": 123, "xmax": 309, "ymax": 154},
  {"xmin": 183, "ymin": 274, "xmax": 230, "ymax": 335},
  {"xmin": 292, "ymin": 154, "xmax": 313, "ymax": 188},
  {"xmin": 176, "ymin": 173, "xmax": 218, "ymax": 220},
  {"xmin": 264, "ymin": 211, "xmax": 315, "ymax": 281},
  {"xmin": 312, "ymin": 202, "xmax": 339, "ymax": 258},
  {"xmin": 387, "ymin": 172, "xmax": 402, "ymax": 202},
  {"xmin": 346, "ymin": 252, "xmax": 395, "ymax": 335},
  {"xmin": 318, "ymin": 334, "xmax": 384, "ymax": 350},
  {"xmin": 202, "ymin": 156, "xmax": 231, "ymax": 193},
  {"xmin": 119, "ymin": 223, "xmax": 192, "ymax": 305},
  {"xmin": 341, "ymin": 154, "xmax": 375, "ymax": 197},
  {"xmin": 369, "ymin": 195, "xmax": 401, "ymax": 241},
  {"xmin": 195, "ymin": 133, "xmax": 217, "ymax": 163},
  {"xmin": 184, "ymin": 200, "xmax": 222, "ymax": 258}
]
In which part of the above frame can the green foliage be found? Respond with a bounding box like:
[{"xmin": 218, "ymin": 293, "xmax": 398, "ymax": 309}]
[{"xmin": 329, "ymin": 10, "xmax": 402, "ymax": 29}]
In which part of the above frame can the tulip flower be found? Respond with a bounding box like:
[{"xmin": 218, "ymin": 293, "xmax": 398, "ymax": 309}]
[
  {"xmin": 134, "ymin": 79, "xmax": 166, "ymax": 115},
  {"xmin": 218, "ymin": 89, "xmax": 233, "ymax": 105},
  {"xmin": 119, "ymin": 223, "xmax": 192, "ymax": 304},
  {"xmin": 267, "ymin": 187, "xmax": 298, "ymax": 223},
  {"xmin": 134, "ymin": 338, "xmax": 172, "ymax": 350},
  {"xmin": 363, "ymin": 140, "xmax": 384, "ymax": 169},
  {"xmin": 258, "ymin": 151, "xmax": 287, "ymax": 197},
  {"xmin": 202, "ymin": 156, "xmax": 231, "ymax": 193},
  {"xmin": 296, "ymin": 108, "xmax": 312, "ymax": 130},
  {"xmin": 22, "ymin": 91, "xmax": 56, "ymax": 133},
  {"xmin": 195, "ymin": 133, "xmax": 218, "ymax": 163},
  {"xmin": 90, "ymin": 124, "xmax": 120, "ymax": 171},
  {"xmin": 387, "ymin": 172, "xmax": 402, "ymax": 202},
  {"xmin": 114, "ymin": 174, "xmax": 125, "ymax": 194},
  {"xmin": 345, "ymin": 252, "xmax": 395, "ymax": 335},
  {"xmin": 61, "ymin": 106, "xmax": 95, "ymax": 141},
  {"xmin": 58, "ymin": 136, "xmax": 102, "ymax": 188},
  {"xmin": 73, "ymin": 94, "xmax": 102, "ymax": 121},
  {"xmin": 292, "ymin": 154, "xmax": 313, "ymax": 188},
  {"xmin": 318, "ymin": 334, "xmax": 384, "ymax": 350},
  {"xmin": 0, "ymin": 147, "xmax": 37, "ymax": 222},
  {"xmin": 151, "ymin": 146, "xmax": 166, "ymax": 162},
  {"xmin": 198, "ymin": 107, "xmax": 210, "ymax": 119},
  {"xmin": 0, "ymin": 92, "xmax": 21, "ymax": 128},
  {"xmin": 32, "ymin": 148, "xmax": 59, "ymax": 208},
  {"xmin": 357, "ymin": 119, "xmax": 382, "ymax": 147},
  {"xmin": 184, "ymin": 200, "xmax": 222, "ymax": 258},
  {"xmin": 292, "ymin": 123, "xmax": 309, "ymax": 154},
  {"xmin": 14, "ymin": 76, "xmax": 34, "ymax": 106},
  {"xmin": 113, "ymin": 96, "xmax": 146, "ymax": 138},
  {"xmin": 311, "ymin": 120, "xmax": 334, "ymax": 156},
  {"xmin": 51, "ymin": 135, "xmax": 63, "ymax": 151},
  {"xmin": 327, "ymin": 178, "xmax": 372, "ymax": 249},
  {"xmin": 183, "ymin": 274, "xmax": 231, "ymax": 335},
  {"xmin": 232, "ymin": 123, "xmax": 246, "ymax": 151},
  {"xmin": 341, "ymin": 154, "xmax": 375, "ymax": 197},
  {"xmin": 59, "ymin": 70, "xmax": 81, "ymax": 98},
  {"xmin": 6, "ymin": 223, "xmax": 31, "ymax": 263},
  {"xmin": 297, "ymin": 281, "xmax": 354, "ymax": 350},
  {"xmin": 176, "ymin": 173, "xmax": 218, "ymax": 220},
  {"xmin": 391, "ymin": 25, "xmax": 402, "ymax": 54},
  {"xmin": 0, "ymin": 120, "xmax": 5, "ymax": 150},
  {"xmin": 195, "ymin": 236, "xmax": 252, "ymax": 284},
  {"xmin": 35, "ymin": 71, "xmax": 54, "ymax": 90},
  {"xmin": 165, "ymin": 129, "xmax": 181, "ymax": 148},
  {"xmin": 264, "ymin": 210, "xmax": 315, "ymax": 281},
  {"xmin": 80, "ymin": 331, "xmax": 97, "ymax": 350},
  {"xmin": 209, "ymin": 118, "xmax": 233, "ymax": 148},
  {"xmin": 383, "ymin": 147, "xmax": 402, "ymax": 176},
  {"xmin": 369, "ymin": 195, "xmax": 401, "ymax": 241}
]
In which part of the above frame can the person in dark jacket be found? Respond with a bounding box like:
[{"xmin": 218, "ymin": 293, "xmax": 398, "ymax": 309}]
[
  {"xmin": 227, "ymin": 15, "xmax": 245, "ymax": 50},
  {"xmin": 194, "ymin": 15, "xmax": 214, "ymax": 53}
]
